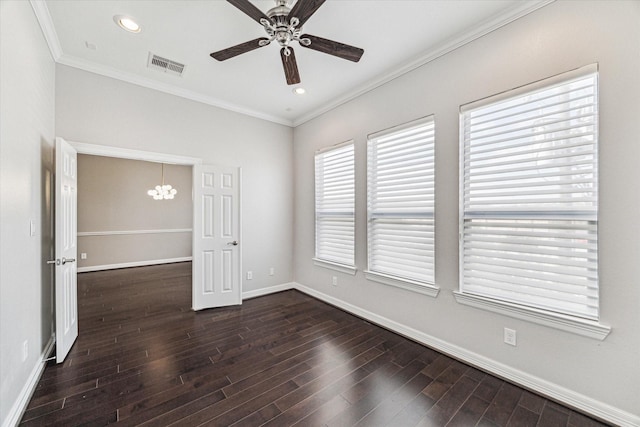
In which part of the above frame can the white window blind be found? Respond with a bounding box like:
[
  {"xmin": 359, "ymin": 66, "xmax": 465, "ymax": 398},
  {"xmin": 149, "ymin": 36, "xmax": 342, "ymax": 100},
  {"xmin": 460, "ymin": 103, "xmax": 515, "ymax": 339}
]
[
  {"xmin": 460, "ymin": 65, "xmax": 599, "ymax": 320},
  {"xmin": 314, "ymin": 143, "xmax": 355, "ymax": 267},
  {"xmin": 367, "ymin": 117, "xmax": 435, "ymax": 284}
]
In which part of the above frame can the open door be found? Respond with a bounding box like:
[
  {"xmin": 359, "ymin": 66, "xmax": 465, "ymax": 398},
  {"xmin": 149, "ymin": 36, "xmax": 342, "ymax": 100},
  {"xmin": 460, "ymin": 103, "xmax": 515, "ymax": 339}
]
[
  {"xmin": 53, "ymin": 137, "xmax": 78, "ymax": 363},
  {"xmin": 192, "ymin": 165, "xmax": 241, "ymax": 310}
]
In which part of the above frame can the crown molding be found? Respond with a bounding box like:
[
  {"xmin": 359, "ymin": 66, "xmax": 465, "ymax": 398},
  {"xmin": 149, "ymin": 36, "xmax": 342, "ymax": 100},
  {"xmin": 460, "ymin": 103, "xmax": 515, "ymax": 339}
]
[
  {"xmin": 292, "ymin": 0, "xmax": 555, "ymax": 127},
  {"xmin": 31, "ymin": 0, "xmax": 553, "ymax": 129},
  {"xmin": 30, "ymin": 0, "xmax": 62, "ymax": 61},
  {"xmin": 56, "ymin": 54, "xmax": 294, "ymax": 127},
  {"xmin": 29, "ymin": 0, "xmax": 292, "ymax": 127}
]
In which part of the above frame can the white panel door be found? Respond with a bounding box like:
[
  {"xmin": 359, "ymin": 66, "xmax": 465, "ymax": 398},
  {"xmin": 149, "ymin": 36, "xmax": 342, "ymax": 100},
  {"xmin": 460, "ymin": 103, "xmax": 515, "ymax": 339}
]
[
  {"xmin": 192, "ymin": 165, "xmax": 241, "ymax": 310},
  {"xmin": 54, "ymin": 137, "xmax": 78, "ymax": 363}
]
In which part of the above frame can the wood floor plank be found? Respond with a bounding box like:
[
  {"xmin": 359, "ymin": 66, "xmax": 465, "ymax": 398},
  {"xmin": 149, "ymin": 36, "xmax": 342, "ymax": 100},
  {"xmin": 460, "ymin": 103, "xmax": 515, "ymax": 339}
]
[
  {"xmin": 417, "ymin": 375, "xmax": 480, "ymax": 426},
  {"xmin": 445, "ymin": 394, "xmax": 491, "ymax": 427},
  {"xmin": 352, "ymin": 371, "xmax": 434, "ymax": 426},
  {"xmin": 116, "ymin": 375, "xmax": 230, "ymax": 421},
  {"xmin": 20, "ymin": 263, "xmax": 611, "ymax": 427},
  {"xmin": 325, "ymin": 359, "xmax": 429, "ymax": 426},
  {"xmin": 482, "ymin": 382, "xmax": 524, "ymax": 426}
]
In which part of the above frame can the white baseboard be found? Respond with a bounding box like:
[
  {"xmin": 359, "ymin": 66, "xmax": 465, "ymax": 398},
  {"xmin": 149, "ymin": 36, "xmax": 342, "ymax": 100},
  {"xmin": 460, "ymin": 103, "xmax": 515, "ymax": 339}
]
[
  {"xmin": 291, "ymin": 282, "xmax": 639, "ymax": 427},
  {"xmin": 2, "ymin": 335, "xmax": 55, "ymax": 427},
  {"xmin": 77, "ymin": 257, "xmax": 192, "ymax": 273},
  {"xmin": 242, "ymin": 282, "xmax": 295, "ymax": 300},
  {"xmin": 6, "ymin": 284, "xmax": 634, "ymax": 426}
]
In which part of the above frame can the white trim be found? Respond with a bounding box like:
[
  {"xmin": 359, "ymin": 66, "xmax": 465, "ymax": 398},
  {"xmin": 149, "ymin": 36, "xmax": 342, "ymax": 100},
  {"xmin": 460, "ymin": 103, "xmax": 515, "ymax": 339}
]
[
  {"xmin": 460, "ymin": 63, "xmax": 598, "ymax": 113},
  {"xmin": 453, "ymin": 291, "xmax": 610, "ymax": 340},
  {"xmin": 315, "ymin": 139, "xmax": 354, "ymax": 155},
  {"xmin": 71, "ymin": 141, "xmax": 202, "ymax": 165},
  {"xmin": 364, "ymin": 270, "xmax": 440, "ymax": 298},
  {"xmin": 292, "ymin": 0, "xmax": 554, "ymax": 126},
  {"xmin": 77, "ymin": 257, "xmax": 192, "ymax": 273},
  {"xmin": 29, "ymin": 1, "xmax": 62, "ymax": 61},
  {"xmin": 312, "ymin": 258, "xmax": 357, "ymax": 275},
  {"xmin": 57, "ymin": 54, "xmax": 293, "ymax": 127},
  {"xmin": 2, "ymin": 335, "xmax": 55, "ymax": 427},
  {"xmin": 242, "ymin": 282, "xmax": 296, "ymax": 300},
  {"xmin": 238, "ymin": 168, "xmax": 244, "ymax": 307},
  {"xmin": 78, "ymin": 228, "xmax": 191, "ymax": 237},
  {"xmin": 291, "ymin": 282, "xmax": 638, "ymax": 427},
  {"xmin": 367, "ymin": 115, "xmax": 434, "ymax": 141},
  {"xmin": 31, "ymin": 0, "xmax": 551, "ymax": 128}
]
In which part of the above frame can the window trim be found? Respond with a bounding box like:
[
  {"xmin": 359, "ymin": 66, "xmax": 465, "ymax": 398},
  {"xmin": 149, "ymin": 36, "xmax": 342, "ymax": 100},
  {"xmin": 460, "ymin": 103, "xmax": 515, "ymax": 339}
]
[
  {"xmin": 366, "ymin": 116, "xmax": 437, "ymax": 295},
  {"xmin": 313, "ymin": 258, "xmax": 357, "ymax": 275},
  {"xmin": 457, "ymin": 64, "xmax": 610, "ymax": 337},
  {"xmin": 453, "ymin": 291, "xmax": 610, "ymax": 340},
  {"xmin": 365, "ymin": 270, "xmax": 439, "ymax": 297},
  {"xmin": 314, "ymin": 140, "xmax": 356, "ymax": 269}
]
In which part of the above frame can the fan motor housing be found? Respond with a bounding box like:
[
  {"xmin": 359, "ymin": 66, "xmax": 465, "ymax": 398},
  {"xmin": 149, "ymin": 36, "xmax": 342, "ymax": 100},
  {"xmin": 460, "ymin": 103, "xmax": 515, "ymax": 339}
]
[{"xmin": 267, "ymin": 5, "xmax": 291, "ymax": 19}]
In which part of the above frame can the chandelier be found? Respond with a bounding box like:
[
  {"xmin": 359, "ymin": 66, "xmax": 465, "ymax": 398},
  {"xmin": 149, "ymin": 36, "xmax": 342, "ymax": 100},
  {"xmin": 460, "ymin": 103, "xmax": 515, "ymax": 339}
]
[{"xmin": 147, "ymin": 163, "xmax": 177, "ymax": 200}]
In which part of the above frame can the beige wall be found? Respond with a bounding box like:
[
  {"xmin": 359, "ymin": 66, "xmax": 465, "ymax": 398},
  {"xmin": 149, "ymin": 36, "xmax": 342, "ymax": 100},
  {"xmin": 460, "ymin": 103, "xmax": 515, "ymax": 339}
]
[
  {"xmin": 293, "ymin": 1, "xmax": 639, "ymax": 423},
  {"xmin": 77, "ymin": 155, "xmax": 192, "ymax": 270},
  {"xmin": 0, "ymin": 2, "xmax": 56, "ymax": 425}
]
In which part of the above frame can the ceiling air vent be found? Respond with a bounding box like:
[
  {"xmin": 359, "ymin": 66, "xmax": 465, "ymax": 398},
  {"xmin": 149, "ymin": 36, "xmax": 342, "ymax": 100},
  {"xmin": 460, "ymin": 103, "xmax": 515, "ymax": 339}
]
[{"xmin": 147, "ymin": 53, "xmax": 185, "ymax": 77}]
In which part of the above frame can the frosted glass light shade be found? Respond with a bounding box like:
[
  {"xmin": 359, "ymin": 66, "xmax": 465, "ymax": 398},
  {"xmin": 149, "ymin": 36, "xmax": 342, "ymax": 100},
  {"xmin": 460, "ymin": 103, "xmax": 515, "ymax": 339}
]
[
  {"xmin": 148, "ymin": 163, "xmax": 177, "ymax": 200},
  {"xmin": 147, "ymin": 183, "xmax": 178, "ymax": 200}
]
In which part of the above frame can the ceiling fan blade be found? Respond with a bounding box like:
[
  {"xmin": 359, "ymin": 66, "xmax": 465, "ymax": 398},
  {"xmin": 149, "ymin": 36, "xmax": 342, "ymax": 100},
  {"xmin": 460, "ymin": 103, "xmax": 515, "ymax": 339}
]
[
  {"xmin": 227, "ymin": 0, "xmax": 271, "ymax": 25},
  {"xmin": 300, "ymin": 34, "xmax": 364, "ymax": 62},
  {"xmin": 280, "ymin": 48, "xmax": 301, "ymax": 85},
  {"xmin": 288, "ymin": 0, "xmax": 326, "ymax": 27},
  {"xmin": 210, "ymin": 38, "xmax": 270, "ymax": 61}
]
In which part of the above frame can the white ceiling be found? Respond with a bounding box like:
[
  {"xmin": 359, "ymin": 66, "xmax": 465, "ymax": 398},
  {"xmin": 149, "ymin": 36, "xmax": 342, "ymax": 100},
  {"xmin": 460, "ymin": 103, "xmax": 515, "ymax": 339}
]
[{"xmin": 36, "ymin": 0, "xmax": 550, "ymax": 126}]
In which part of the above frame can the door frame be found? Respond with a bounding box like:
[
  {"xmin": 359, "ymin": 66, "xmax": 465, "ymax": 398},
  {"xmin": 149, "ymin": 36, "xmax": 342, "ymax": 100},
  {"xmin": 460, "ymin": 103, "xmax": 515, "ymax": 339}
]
[{"xmin": 68, "ymin": 140, "xmax": 242, "ymax": 310}]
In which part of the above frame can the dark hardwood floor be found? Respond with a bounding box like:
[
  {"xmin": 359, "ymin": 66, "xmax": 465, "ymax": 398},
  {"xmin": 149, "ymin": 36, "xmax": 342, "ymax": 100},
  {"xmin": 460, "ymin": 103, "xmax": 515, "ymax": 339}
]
[{"xmin": 21, "ymin": 263, "xmax": 609, "ymax": 426}]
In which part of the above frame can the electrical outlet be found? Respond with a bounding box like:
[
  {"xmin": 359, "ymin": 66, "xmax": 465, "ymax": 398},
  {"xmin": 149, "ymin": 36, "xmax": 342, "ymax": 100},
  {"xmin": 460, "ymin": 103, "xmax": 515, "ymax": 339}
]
[
  {"xmin": 246, "ymin": 271, "xmax": 253, "ymax": 280},
  {"xmin": 269, "ymin": 267, "xmax": 274, "ymax": 276},
  {"xmin": 504, "ymin": 328, "xmax": 517, "ymax": 346},
  {"xmin": 22, "ymin": 340, "xmax": 28, "ymax": 361},
  {"xmin": 332, "ymin": 276, "xmax": 338, "ymax": 286},
  {"xmin": 81, "ymin": 253, "xmax": 87, "ymax": 260}
]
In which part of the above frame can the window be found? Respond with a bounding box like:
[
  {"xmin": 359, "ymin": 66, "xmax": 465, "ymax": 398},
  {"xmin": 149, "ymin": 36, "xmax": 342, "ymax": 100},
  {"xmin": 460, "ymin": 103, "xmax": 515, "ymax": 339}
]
[
  {"xmin": 457, "ymin": 65, "xmax": 607, "ymax": 337},
  {"xmin": 314, "ymin": 142, "xmax": 355, "ymax": 273},
  {"xmin": 366, "ymin": 117, "xmax": 437, "ymax": 296}
]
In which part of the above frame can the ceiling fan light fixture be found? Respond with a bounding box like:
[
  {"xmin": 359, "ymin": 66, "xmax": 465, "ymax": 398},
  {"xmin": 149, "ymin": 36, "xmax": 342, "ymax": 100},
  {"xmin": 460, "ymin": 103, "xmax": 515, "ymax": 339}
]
[
  {"xmin": 114, "ymin": 15, "xmax": 141, "ymax": 33},
  {"xmin": 211, "ymin": 0, "xmax": 363, "ymax": 85}
]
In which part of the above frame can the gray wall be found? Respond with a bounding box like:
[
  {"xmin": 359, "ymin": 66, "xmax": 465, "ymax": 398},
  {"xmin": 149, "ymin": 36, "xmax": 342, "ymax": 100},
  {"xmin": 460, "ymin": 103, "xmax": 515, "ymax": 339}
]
[
  {"xmin": 77, "ymin": 155, "xmax": 192, "ymax": 270},
  {"xmin": 293, "ymin": 0, "xmax": 639, "ymax": 420},
  {"xmin": 56, "ymin": 65, "xmax": 294, "ymax": 293},
  {"xmin": 0, "ymin": 1, "xmax": 56, "ymax": 425}
]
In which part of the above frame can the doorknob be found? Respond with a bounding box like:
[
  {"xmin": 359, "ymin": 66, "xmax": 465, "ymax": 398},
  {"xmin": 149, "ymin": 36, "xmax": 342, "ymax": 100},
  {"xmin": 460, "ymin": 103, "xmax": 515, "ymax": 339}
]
[
  {"xmin": 227, "ymin": 241, "xmax": 239, "ymax": 246},
  {"xmin": 46, "ymin": 259, "xmax": 59, "ymax": 265},
  {"xmin": 61, "ymin": 257, "xmax": 76, "ymax": 265}
]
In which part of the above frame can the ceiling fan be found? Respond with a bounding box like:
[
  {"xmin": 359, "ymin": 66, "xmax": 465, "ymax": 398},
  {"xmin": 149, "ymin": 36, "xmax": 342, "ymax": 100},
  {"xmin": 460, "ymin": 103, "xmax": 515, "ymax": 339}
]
[{"xmin": 210, "ymin": 0, "xmax": 364, "ymax": 85}]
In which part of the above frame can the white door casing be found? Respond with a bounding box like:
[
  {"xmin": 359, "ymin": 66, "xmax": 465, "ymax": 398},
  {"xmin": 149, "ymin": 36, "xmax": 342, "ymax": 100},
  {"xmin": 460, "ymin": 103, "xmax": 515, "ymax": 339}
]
[
  {"xmin": 54, "ymin": 137, "xmax": 78, "ymax": 363},
  {"xmin": 192, "ymin": 165, "xmax": 241, "ymax": 310}
]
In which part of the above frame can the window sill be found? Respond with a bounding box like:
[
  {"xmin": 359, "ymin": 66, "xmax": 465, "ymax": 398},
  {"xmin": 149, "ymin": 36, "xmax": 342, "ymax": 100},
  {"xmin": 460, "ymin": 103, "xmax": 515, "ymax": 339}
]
[
  {"xmin": 453, "ymin": 291, "xmax": 611, "ymax": 340},
  {"xmin": 365, "ymin": 271, "xmax": 439, "ymax": 298},
  {"xmin": 313, "ymin": 258, "xmax": 357, "ymax": 275}
]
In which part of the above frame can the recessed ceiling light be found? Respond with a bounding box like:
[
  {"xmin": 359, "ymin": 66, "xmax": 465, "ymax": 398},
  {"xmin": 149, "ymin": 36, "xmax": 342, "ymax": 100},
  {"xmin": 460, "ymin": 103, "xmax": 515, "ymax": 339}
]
[
  {"xmin": 114, "ymin": 15, "xmax": 141, "ymax": 33},
  {"xmin": 293, "ymin": 87, "xmax": 306, "ymax": 95}
]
